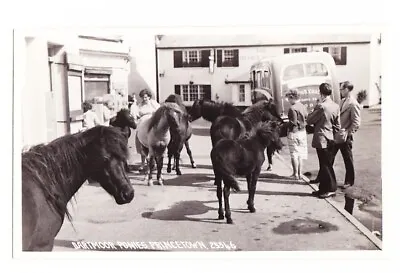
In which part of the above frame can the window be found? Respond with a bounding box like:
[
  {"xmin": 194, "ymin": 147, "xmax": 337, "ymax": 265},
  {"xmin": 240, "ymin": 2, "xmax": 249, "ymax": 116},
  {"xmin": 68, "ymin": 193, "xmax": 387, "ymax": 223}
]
[
  {"xmin": 84, "ymin": 73, "xmax": 110, "ymax": 102},
  {"xmin": 283, "ymin": 64, "xmax": 305, "ymax": 81},
  {"xmin": 304, "ymin": 63, "xmax": 328, "ymax": 77},
  {"xmin": 223, "ymin": 50, "xmax": 234, "ymax": 62},
  {"xmin": 323, "ymin": 46, "xmax": 347, "ymax": 65},
  {"xmin": 177, "ymin": 84, "xmax": 211, "ymax": 102},
  {"xmin": 239, "ymin": 85, "xmax": 245, "ymax": 102},
  {"xmin": 174, "ymin": 50, "xmax": 211, "ymax": 68},
  {"xmin": 183, "ymin": 50, "xmax": 200, "ymax": 63},
  {"xmin": 217, "ymin": 49, "xmax": 239, "ymax": 67},
  {"xmin": 284, "ymin": 47, "xmax": 307, "ymax": 54}
]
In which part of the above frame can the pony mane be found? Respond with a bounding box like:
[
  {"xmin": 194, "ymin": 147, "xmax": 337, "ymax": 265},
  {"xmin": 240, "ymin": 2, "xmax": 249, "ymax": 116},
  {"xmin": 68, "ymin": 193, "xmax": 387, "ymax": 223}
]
[
  {"xmin": 147, "ymin": 103, "xmax": 184, "ymax": 132},
  {"xmin": 22, "ymin": 126, "xmax": 128, "ymax": 222},
  {"xmin": 165, "ymin": 94, "xmax": 185, "ymax": 108},
  {"xmin": 201, "ymin": 100, "xmax": 242, "ymax": 121},
  {"xmin": 240, "ymin": 121, "xmax": 277, "ymax": 141},
  {"xmin": 242, "ymin": 100, "xmax": 279, "ymax": 127}
]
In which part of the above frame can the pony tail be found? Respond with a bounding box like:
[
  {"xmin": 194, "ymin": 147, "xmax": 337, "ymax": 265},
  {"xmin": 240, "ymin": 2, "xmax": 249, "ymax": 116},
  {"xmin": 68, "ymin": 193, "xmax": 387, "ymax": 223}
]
[{"xmin": 211, "ymin": 151, "xmax": 241, "ymax": 192}]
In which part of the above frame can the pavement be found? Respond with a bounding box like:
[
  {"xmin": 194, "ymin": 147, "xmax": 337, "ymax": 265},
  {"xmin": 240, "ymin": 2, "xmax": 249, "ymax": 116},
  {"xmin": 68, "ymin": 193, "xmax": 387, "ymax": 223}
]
[{"xmin": 53, "ymin": 119, "xmax": 382, "ymax": 251}]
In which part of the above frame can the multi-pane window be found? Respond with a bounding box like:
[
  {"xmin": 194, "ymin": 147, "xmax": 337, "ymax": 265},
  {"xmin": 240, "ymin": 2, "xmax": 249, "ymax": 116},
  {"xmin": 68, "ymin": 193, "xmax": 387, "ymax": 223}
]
[
  {"xmin": 183, "ymin": 50, "xmax": 200, "ymax": 63},
  {"xmin": 239, "ymin": 85, "xmax": 245, "ymax": 102},
  {"xmin": 223, "ymin": 50, "xmax": 235, "ymax": 62},
  {"xmin": 181, "ymin": 85, "xmax": 205, "ymax": 102},
  {"xmin": 284, "ymin": 47, "xmax": 308, "ymax": 54},
  {"xmin": 216, "ymin": 49, "xmax": 239, "ymax": 67}
]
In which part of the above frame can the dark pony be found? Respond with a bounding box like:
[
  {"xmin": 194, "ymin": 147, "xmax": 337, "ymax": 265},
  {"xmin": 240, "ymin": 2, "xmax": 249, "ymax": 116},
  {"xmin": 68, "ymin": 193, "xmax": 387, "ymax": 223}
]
[
  {"xmin": 109, "ymin": 108, "xmax": 137, "ymax": 172},
  {"xmin": 189, "ymin": 99, "xmax": 242, "ymax": 123},
  {"xmin": 110, "ymin": 108, "xmax": 137, "ymax": 138},
  {"xmin": 210, "ymin": 99, "xmax": 283, "ymax": 146},
  {"xmin": 210, "ymin": 121, "xmax": 283, "ymax": 224},
  {"xmin": 165, "ymin": 94, "xmax": 196, "ymax": 174},
  {"xmin": 22, "ymin": 126, "xmax": 135, "ymax": 251}
]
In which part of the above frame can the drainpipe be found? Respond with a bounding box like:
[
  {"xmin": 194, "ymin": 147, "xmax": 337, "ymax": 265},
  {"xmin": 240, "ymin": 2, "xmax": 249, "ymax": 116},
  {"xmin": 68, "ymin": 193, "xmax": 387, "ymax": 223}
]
[{"xmin": 155, "ymin": 40, "xmax": 160, "ymax": 102}]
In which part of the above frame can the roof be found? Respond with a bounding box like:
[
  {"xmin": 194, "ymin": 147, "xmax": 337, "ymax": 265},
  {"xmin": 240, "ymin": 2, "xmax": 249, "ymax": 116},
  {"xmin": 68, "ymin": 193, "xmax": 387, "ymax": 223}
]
[{"xmin": 156, "ymin": 33, "xmax": 372, "ymax": 49}]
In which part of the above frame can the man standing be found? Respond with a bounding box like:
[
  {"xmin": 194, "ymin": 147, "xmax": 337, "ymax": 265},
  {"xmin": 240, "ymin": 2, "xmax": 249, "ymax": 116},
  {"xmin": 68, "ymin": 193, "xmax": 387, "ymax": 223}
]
[
  {"xmin": 307, "ymin": 83, "xmax": 341, "ymax": 198},
  {"xmin": 332, "ymin": 81, "xmax": 362, "ymax": 189}
]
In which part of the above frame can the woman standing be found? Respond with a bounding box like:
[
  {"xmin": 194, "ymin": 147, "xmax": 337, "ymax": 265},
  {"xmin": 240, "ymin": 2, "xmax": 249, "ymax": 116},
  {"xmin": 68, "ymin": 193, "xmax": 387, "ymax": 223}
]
[{"xmin": 134, "ymin": 89, "xmax": 160, "ymax": 171}]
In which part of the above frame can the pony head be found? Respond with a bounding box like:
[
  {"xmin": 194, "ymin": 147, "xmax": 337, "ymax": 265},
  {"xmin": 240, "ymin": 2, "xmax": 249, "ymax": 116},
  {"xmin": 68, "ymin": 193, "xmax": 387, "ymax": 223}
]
[
  {"xmin": 87, "ymin": 127, "xmax": 134, "ymax": 205},
  {"xmin": 114, "ymin": 108, "xmax": 137, "ymax": 129},
  {"xmin": 256, "ymin": 121, "xmax": 284, "ymax": 151},
  {"xmin": 189, "ymin": 99, "xmax": 203, "ymax": 122}
]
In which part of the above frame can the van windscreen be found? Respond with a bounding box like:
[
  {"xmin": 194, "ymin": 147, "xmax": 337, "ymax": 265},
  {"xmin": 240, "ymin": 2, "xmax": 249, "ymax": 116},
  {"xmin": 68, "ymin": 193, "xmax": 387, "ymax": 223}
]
[{"xmin": 283, "ymin": 62, "xmax": 329, "ymax": 81}]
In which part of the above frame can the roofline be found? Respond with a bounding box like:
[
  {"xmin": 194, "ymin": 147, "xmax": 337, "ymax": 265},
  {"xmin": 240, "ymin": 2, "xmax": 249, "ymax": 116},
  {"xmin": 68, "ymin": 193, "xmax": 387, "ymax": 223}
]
[
  {"xmin": 78, "ymin": 35, "xmax": 124, "ymax": 43},
  {"xmin": 225, "ymin": 80, "xmax": 251, "ymax": 84},
  {"xmin": 156, "ymin": 41, "xmax": 370, "ymax": 50}
]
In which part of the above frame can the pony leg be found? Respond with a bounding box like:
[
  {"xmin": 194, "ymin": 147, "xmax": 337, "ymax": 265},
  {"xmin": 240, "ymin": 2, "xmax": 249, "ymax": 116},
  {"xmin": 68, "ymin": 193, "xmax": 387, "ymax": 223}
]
[
  {"xmin": 215, "ymin": 175, "xmax": 224, "ymax": 220},
  {"xmin": 166, "ymin": 151, "xmax": 173, "ymax": 174},
  {"xmin": 223, "ymin": 184, "xmax": 233, "ymax": 224},
  {"xmin": 185, "ymin": 141, "xmax": 196, "ymax": 168},
  {"xmin": 156, "ymin": 156, "xmax": 164, "ymax": 186},
  {"xmin": 247, "ymin": 167, "xmax": 261, "ymax": 213},
  {"xmin": 175, "ymin": 152, "xmax": 182, "ymax": 176},
  {"xmin": 246, "ymin": 173, "xmax": 255, "ymax": 213},
  {"xmin": 147, "ymin": 156, "xmax": 155, "ymax": 186}
]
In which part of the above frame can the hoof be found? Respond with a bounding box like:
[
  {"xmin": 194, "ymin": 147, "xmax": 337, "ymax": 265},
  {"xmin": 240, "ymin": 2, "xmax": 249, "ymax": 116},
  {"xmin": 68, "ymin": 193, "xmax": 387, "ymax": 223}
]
[
  {"xmin": 191, "ymin": 163, "xmax": 197, "ymax": 168},
  {"xmin": 248, "ymin": 206, "xmax": 256, "ymax": 213},
  {"xmin": 176, "ymin": 170, "xmax": 182, "ymax": 176},
  {"xmin": 147, "ymin": 179, "xmax": 154, "ymax": 186},
  {"xmin": 218, "ymin": 214, "xmax": 224, "ymax": 220},
  {"xmin": 157, "ymin": 179, "xmax": 164, "ymax": 186},
  {"xmin": 166, "ymin": 168, "xmax": 171, "ymax": 173},
  {"xmin": 226, "ymin": 218, "xmax": 233, "ymax": 224}
]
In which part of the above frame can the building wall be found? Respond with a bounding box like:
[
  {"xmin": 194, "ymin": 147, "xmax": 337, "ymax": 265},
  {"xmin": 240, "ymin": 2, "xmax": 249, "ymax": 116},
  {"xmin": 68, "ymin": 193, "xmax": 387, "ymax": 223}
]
[
  {"xmin": 126, "ymin": 35, "xmax": 157, "ymax": 99},
  {"xmin": 20, "ymin": 37, "xmax": 52, "ymax": 147},
  {"xmin": 157, "ymin": 41, "xmax": 378, "ymax": 107},
  {"xmin": 16, "ymin": 31, "xmax": 132, "ymax": 148}
]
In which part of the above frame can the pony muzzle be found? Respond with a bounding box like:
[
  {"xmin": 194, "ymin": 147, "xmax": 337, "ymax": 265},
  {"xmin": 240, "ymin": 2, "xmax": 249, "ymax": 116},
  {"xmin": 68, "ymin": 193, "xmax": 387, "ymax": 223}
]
[{"xmin": 116, "ymin": 184, "xmax": 135, "ymax": 204}]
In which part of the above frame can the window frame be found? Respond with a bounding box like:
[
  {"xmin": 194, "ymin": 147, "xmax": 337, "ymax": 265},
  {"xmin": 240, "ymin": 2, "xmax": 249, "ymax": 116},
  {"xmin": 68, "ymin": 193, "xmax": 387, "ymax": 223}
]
[
  {"xmin": 181, "ymin": 84, "xmax": 205, "ymax": 102},
  {"xmin": 239, "ymin": 84, "xmax": 246, "ymax": 102}
]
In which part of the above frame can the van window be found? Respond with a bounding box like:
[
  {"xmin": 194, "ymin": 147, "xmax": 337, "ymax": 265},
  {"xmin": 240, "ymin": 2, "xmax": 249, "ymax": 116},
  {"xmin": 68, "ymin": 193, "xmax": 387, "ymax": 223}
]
[
  {"xmin": 283, "ymin": 64, "xmax": 304, "ymax": 81},
  {"xmin": 305, "ymin": 63, "xmax": 328, "ymax": 77}
]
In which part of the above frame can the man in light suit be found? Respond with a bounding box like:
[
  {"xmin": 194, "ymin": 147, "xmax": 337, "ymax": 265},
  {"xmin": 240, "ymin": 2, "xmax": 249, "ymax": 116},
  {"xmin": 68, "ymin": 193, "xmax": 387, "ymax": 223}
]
[
  {"xmin": 307, "ymin": 83, "xmax": 341, "ymax": 198},
  {"xmin": 332, "ymin": 81, "xmax": 362, "ymax": 189}
]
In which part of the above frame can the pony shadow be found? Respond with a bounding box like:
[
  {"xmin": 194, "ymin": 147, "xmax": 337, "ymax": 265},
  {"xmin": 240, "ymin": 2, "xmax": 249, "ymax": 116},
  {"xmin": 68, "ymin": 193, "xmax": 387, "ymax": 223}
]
[
  {"xmin": 141, "ymin": 200, "xmax": 225, "ymax": 224},
  {"xmin": 178, "ymin": 163, "xmax": 214, "ymax": 170},
  {"xmin": 161, "ymin": 173, "xmax": 215, "ymax": 188},
  {"xmin": 207, "ymin": 188, "xmax": 311, "ymax": 197},
  {"xmin": 53, "ymin": 239, "xmax": 167, "ymax": 251},
  {"xmin": 192, "ymin": 127, "xmax": 210, "ymax": 137},
  {"xmin": 257, "ymin": 173, "xmax": 307, "ymax": 185}
]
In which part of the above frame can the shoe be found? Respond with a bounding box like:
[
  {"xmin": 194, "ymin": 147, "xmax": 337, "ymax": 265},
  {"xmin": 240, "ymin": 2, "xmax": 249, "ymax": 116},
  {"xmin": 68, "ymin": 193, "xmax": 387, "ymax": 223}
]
[
  {"xmin": 318, "ymin": 192, "xmax": 336, "ymax": 198},
  {"xmin": 311, "ymin": 190, "xmax": 321, "ymax": 197}
]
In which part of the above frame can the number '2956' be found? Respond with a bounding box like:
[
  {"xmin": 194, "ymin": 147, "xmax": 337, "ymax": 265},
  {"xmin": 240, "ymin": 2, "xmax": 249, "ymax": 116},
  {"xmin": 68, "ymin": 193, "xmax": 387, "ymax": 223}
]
[{"xmin": 209, "ymin": 241, "xmax": 236, "ymax": 250}]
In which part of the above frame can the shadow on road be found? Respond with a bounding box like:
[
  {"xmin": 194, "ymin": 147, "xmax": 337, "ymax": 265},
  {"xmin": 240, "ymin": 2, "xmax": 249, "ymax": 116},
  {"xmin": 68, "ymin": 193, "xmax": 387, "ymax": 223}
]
[{"xmin": 141, "ymin": 200, "xmax": 227, "ymax": 224}]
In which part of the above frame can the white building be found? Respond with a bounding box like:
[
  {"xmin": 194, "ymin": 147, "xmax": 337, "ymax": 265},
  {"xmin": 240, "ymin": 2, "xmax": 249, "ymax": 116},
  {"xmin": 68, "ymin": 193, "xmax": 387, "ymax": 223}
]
[
  {"xmin": 14, "ymin": 30, "xmax": 131, "ymax": 148},
  {"xmin": 155, "ymin": 33, "xmax": 382, "ymax": 107}
]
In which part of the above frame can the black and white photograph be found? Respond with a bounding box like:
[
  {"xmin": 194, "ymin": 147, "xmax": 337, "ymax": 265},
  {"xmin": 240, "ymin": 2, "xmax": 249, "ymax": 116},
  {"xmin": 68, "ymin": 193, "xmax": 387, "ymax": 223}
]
[{"xmin": 13, "ymin": 28, "xmax": 384, "ymax": 254}]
